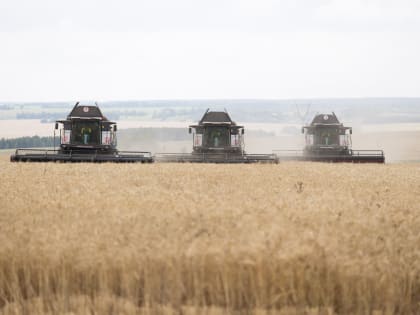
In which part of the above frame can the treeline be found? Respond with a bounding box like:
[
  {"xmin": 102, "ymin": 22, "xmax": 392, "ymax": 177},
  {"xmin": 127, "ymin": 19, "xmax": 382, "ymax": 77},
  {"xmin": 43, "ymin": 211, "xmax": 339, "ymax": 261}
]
[
  {"xmin": 0, "ymin": 136, "xmax": 55, "ymax": 149},
  {"xmin": 16, "ymin": 112, "xmax": 65, "ymax": 120}
]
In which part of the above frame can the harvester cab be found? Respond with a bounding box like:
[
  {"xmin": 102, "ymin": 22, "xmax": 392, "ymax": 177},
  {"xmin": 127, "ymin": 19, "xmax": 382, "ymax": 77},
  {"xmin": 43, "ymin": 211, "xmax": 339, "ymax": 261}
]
[
  {"xmin": 189, "ymin": 109, "xmax": 245, "ymax": 154},
  {"xmin": 10, "ymin": 102, "xmax": 153, "ymax": 163},
  {"xmin": 302, "ymin": 112, "xmax": 352, "ymax": 156},
  {"xmin": 56, "ymin": 102, "xmax": 117, "ymax": 153},
  {"xmin": 155, "ymin": 109, "xmax": 278, "ymax": 163}
]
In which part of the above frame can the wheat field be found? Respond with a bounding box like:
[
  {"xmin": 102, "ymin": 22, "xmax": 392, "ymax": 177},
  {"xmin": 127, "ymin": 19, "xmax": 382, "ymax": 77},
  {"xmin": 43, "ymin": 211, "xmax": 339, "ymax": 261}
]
[{"xmin": 0, "ymin": 157, "xmax": 420, "ymax": 314}]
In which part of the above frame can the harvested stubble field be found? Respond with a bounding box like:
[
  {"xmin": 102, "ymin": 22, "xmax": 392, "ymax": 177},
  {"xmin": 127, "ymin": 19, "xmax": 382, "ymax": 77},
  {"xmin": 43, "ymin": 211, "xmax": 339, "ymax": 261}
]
[{"xmin": 0, "ymin": 157, "xmax": 420, "ymax": 315}]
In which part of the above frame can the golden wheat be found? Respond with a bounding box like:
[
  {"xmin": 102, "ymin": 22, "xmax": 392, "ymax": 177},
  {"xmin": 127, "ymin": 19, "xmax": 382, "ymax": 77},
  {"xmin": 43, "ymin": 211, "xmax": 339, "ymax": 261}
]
[{"xmin": 0, "ymin": 157, "xmax": 419, "ymax": 314}]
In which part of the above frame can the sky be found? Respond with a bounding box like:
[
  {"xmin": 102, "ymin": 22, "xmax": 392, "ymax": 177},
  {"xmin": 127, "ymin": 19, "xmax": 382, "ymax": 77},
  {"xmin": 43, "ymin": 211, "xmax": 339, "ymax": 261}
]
[{"xmin": 0, "ymin": 0, "xmax": 419, "ymax": 102}]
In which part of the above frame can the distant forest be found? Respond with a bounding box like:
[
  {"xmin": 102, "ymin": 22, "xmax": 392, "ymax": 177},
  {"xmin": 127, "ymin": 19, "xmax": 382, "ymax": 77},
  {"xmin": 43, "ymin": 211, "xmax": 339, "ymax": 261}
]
[{"xmin": 0, "ymin": 136, "xmax": 55, "ymax": 149}]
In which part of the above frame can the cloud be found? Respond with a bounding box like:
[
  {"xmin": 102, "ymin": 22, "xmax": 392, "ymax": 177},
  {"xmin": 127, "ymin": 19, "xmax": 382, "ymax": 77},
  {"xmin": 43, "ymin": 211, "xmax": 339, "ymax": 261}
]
[
  {"xmin": 2, "ymin": 0, "xmax": 418, "ymax": 33},
  {"xmin": 0, "ymin": 0, "xmax": 419, "ymax": 100},
  {"xmin": 314, "ymin": 0, "xmax": 420, "ymax": 31}
]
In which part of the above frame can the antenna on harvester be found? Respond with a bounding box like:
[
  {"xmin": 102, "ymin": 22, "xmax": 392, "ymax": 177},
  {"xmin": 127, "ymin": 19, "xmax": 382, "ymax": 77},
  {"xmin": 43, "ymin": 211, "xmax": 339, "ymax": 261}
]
[{"xmin": 295, "ymin": 103, "xmax": 311, "ymax": 124}]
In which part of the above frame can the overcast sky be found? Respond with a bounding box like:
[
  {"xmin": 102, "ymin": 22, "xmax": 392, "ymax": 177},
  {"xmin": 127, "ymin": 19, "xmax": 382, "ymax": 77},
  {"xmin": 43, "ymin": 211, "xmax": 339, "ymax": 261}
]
[{"xmin": 0, "ymin": 0, "xmax": 419, "ymax": 102}]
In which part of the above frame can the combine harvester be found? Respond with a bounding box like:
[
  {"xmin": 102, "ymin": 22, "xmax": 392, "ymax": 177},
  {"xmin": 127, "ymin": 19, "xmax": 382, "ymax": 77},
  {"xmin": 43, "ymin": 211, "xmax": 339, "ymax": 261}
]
[
  {"xmin": 274, "ymin": 113, "xmax": 385, "ymax": 163},
  {"xmin": 10, "ymin": 102, "xmax": 153, "ymax": 163},
  {"xmin": 155, "ymin": 109, "xmax": 278, "ymax": 163}
]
